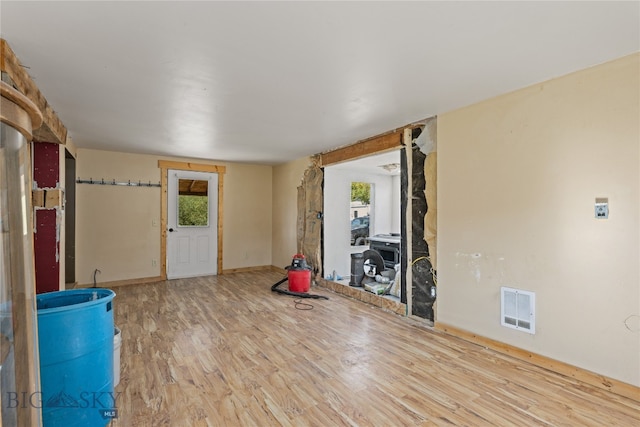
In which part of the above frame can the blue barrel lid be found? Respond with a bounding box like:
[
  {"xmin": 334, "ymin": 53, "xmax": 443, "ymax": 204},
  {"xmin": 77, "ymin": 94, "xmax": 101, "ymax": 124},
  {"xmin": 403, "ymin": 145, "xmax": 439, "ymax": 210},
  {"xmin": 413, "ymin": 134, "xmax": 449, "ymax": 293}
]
[{"xmin": 37, "ymin": 289, "xmax": 115, "ymax": 314}]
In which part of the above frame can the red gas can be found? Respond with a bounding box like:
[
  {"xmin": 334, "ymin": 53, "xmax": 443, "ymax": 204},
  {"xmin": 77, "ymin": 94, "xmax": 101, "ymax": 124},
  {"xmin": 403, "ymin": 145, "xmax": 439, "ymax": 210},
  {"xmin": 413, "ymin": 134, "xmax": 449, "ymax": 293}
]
[{"xmin": 288, "ymin": 254, "xmax": 311, "ymax": 293}]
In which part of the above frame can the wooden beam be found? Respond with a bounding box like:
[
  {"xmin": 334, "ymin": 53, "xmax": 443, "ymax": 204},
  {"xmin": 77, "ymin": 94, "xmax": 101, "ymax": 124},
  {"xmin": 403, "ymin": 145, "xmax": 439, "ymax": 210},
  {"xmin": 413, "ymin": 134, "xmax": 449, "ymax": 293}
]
[
  {"xmin": 1, "ymin": 38, "xmax": 68, "ymax": 145},
  {"xmin": 157, "ymin": 160, "xmax": 226, "ymax": 175},
  {"xmin": 319, "ymin": 119, "xmax": 428, "ymax": 167},
  {"xmin": 32, "ymin": 188, "xmax": 63, "ymax": 208},
  {"xmin": 320, "ymin": 131, "xmax": 402, "ymax": 166},
  {"xmin": 403, "ymin": 128, "xmax": 413, "ymax": 317}
]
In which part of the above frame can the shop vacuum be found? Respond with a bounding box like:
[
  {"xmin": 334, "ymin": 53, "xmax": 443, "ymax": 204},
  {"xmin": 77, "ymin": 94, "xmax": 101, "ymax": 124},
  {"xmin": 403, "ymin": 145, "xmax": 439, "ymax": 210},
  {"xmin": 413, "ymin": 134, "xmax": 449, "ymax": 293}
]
[{"xmin": 271, "ymin": 254, "xmax": 328, "ymax": 300}]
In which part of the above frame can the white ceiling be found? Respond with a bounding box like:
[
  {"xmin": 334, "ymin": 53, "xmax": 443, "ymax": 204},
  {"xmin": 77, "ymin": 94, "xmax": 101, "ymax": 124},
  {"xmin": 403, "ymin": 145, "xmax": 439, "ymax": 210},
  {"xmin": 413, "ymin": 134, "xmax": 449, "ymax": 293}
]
[
  {"xmin": 329, "ymin": 150, "xmax": 401, "ymax": 175},
  {"xmin": 1, "ymin": 1, "xmax": 638, "ymax": 165}
]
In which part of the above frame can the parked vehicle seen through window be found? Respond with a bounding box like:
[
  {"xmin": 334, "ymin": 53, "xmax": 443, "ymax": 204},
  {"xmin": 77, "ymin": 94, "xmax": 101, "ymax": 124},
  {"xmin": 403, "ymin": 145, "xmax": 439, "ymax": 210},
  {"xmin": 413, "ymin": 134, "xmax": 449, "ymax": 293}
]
[{"xmin": 351, "ymin": 216, "xmax": 369, "ymax": 245}]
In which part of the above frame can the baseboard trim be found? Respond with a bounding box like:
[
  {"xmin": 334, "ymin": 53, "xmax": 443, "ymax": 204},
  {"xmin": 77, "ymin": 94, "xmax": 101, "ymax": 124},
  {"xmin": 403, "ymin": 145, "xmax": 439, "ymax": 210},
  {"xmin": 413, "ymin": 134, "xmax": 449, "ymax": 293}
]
[
  {"xmin": 435, "ymin": 322, "xmax": 640, "ymax": 402},
  {"xmin": 221, "ymin": 265, "xmax": 273, "ymax": 275},
  {"xmin": 77, "ymin": 275, "xmax": 164, "ymax": 289},
  {"xmin": 270, "ymin": 265, "xmax": 287, "ymax": 275}
]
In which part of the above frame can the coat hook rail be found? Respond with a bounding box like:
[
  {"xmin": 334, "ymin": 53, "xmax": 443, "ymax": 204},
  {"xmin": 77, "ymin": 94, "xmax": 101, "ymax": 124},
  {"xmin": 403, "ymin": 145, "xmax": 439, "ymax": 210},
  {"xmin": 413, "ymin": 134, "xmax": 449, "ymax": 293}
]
[{"xmin": 76, "ymin": 178, "xmax": 161, "ymax": 187}]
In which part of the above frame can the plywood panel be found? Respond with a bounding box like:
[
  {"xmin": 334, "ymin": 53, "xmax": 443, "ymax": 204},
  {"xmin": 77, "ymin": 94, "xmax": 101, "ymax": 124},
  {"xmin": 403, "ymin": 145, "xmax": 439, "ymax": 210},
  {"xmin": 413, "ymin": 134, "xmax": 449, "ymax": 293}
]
[
  {"xmin": 33, "ymin": 141, "xmax": 59, "ymax": 188},
  {"xmin": 34, "ymin": 208, "xmax": 59, "ymax": 293}
]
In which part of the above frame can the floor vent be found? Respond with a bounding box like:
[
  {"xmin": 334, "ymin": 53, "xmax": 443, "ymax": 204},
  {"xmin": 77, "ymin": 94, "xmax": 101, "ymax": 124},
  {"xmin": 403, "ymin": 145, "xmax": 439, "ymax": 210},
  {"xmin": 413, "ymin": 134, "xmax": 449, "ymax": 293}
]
[{"xmin": 501, "ymin": 287, "xmax": 535, "ymax": 334}]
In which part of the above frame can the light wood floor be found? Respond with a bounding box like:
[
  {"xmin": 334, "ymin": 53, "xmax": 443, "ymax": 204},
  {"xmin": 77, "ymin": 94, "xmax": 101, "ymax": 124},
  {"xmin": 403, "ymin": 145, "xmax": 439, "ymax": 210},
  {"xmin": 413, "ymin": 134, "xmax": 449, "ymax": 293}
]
[{"xmin": 111, "ymin": 270, "xmax": 639, "ymax": 426}]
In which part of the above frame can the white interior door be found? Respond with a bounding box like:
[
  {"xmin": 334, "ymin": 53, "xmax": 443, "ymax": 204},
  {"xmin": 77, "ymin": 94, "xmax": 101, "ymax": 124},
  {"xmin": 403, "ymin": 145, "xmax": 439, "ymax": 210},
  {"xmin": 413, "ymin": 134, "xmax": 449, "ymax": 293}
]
[{"xmin": 167, "ymin": 170, "xmax": 218, "ymax": 279}]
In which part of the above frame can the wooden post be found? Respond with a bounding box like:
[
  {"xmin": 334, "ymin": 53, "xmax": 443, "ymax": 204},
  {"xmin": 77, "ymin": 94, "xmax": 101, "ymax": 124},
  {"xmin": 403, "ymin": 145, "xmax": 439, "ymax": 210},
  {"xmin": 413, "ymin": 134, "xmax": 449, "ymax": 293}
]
[
  {"xmin": 403, "ymin": 128, "xmax": 413, "ymax": 317},
  {"xmin": 1, "ymin": 80, "xmax": 43, "ymax": 426}
]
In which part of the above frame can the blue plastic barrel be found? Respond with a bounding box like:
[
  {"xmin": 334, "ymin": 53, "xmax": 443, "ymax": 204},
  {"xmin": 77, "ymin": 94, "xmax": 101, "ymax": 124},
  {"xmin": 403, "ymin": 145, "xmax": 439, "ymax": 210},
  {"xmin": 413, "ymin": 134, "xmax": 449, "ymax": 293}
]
[{"xmin": 37, "ymin": 289, "xmax": 116, "ymax": 427}]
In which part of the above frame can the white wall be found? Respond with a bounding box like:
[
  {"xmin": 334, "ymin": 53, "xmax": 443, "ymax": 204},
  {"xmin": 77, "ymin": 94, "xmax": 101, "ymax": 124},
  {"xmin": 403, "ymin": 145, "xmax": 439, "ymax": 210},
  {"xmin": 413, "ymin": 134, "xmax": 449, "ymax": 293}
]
[
  {"xmin": 324, "ymin": 167, "xmax": 399, "ymax": 278},
  {"xmin": 391, "ymin": 174, "xmax": 401, "ymax": 232}
]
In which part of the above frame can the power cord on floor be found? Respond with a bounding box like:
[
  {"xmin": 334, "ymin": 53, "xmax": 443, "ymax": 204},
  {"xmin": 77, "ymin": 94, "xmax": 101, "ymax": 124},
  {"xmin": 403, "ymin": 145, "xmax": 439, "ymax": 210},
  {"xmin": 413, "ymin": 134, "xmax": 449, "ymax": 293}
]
[
  {"xmin": 271, "ymin": 275, "xmax": 329, "ymax": 301},
  {"xmin": 293, "ymin": 299, "xmax": 314, "ymax": 310}
]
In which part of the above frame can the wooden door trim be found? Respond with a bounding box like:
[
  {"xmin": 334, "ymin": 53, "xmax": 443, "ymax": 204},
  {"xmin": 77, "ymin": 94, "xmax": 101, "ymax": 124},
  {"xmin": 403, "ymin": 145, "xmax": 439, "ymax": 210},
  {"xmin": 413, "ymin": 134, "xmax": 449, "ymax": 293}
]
[{"xmin": 158, "ymin": 161, "xmax": 226, "ymax": 279}]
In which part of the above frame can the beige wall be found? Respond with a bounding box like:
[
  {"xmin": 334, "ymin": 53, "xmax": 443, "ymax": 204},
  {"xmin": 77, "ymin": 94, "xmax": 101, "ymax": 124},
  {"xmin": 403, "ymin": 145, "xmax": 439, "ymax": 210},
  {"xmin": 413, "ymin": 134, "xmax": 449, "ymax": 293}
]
[
  {"xmin": 272, "ymin": 157, "xmax": 311, "ymax": 269},
  {"xmin": 223, "ymin": 162, "xmax": 273, "ymax": 269},
  {"xmin": 437, "ymin": 53, "xmax": 639, "ymax": 386},
  {"xmin": 76, "ymin": 149, "xmax": 273, "ymax": 284}
]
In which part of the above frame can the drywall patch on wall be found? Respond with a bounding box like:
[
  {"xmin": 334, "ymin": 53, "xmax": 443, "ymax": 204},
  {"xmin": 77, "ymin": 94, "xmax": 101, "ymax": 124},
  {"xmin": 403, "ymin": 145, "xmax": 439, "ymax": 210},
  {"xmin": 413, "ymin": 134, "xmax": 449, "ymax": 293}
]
[{"xmin": 454, "ymin": 252, "xmax": 510, "ymax": 286}]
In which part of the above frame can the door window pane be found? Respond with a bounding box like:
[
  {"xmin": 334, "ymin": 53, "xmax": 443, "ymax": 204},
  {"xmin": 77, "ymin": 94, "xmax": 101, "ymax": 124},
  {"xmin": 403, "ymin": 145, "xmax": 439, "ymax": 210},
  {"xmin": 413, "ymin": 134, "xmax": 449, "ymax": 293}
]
[{"xmin": 178, "ymin": 179, "xmax": 209, "ymax": 226}]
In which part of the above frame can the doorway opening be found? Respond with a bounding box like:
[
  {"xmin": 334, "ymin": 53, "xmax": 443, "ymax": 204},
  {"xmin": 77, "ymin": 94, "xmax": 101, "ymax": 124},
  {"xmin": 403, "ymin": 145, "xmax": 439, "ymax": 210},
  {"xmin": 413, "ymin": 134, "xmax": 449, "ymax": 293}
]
[
  {"xmin": 316, "ymin": 119, "xmax": 436, "ymax": 321},
  {"xmin": 64, "ymin": 149, "xmax": 76, "ymax": 285},
  {"xmin": 323, "ymin": 150, "xmax": 402, "ymax": 301}
]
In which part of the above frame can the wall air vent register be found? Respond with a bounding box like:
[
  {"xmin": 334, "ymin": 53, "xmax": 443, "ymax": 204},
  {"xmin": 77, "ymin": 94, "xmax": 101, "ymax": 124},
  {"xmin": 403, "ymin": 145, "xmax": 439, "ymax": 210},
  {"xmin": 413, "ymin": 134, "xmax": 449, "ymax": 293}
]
[{"xmin": 501, "ymin": 287, "xmax": 536, "ymax": 334}]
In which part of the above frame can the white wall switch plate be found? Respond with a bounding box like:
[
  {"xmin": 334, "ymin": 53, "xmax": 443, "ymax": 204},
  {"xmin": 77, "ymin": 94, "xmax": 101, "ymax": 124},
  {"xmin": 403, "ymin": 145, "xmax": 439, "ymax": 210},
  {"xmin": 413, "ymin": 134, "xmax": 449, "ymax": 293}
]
[{"xmin": 595, "ymin": 198, "xmax": 608, "ymax": 219}]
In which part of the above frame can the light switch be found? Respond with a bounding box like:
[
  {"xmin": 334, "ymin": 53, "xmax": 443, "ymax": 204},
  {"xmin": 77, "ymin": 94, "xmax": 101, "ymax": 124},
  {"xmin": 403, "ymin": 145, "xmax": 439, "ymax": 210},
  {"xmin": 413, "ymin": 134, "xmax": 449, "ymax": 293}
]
[{"xmin": 595, "ymin": 198, "xmax": 608, "ymax": 219}]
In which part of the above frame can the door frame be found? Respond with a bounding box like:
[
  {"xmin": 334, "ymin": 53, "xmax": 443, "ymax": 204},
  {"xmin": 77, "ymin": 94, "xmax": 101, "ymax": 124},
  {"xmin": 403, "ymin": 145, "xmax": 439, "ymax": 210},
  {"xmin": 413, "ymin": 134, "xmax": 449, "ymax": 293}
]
[{"xmin": 158, "ymin": 160, "xmax": 226, "ymax": 280}]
